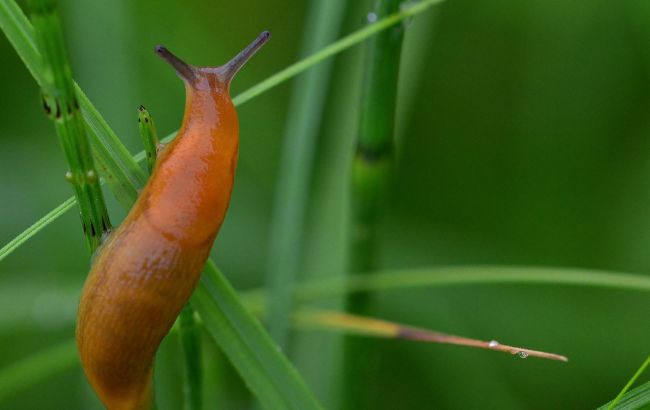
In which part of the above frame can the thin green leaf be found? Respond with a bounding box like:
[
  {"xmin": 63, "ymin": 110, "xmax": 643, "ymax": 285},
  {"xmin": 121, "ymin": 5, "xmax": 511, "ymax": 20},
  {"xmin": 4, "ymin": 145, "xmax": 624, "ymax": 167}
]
[
  {"xmin": 0, "ymin": 197, "xmax": 75, "ymax": 262},
  {"xmin": 266, "ymin": 0, "xmax": 348, "ymax": 347},
  {"xmin": 242, "ymin": 266, "xmax": 650, "ymax": 310},
  {"xmin": 193, "ymin": 262, "xmax": 323, "ymax": 410},
  {"xmin": 605, "ymin": 354, "xmax": 650, "ymax": 410},
  {"xmin": 599, "ymin": 381, "xmax": 650, "ymax": 410}
]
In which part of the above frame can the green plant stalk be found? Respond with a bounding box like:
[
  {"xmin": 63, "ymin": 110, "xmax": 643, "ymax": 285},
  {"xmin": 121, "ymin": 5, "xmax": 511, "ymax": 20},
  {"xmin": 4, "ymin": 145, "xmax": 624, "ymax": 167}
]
[
  {"xmin": 137, "ymin": 105, "xmax": 159, "ymax": 173},
  {"xmin": 343, "ymin": 0, "xmax": 405, "ymax": 408},
  {"xmin": 607, "ymin": 354, "xmax": 650, "ymax": 410},
  {"xmin": 138, "ymin": 105, "xmax": 202, "ymax": 410},
  {"xmin": 27, "ymin": 0, "xmax": 111, "ymax": 252},
  {"xmin": 266, "ymin": 0, "xmax": 348, "ymax": 348},
  {"xmin": 0, "ymin": 0, "xmax": 446, "ymax": 263}
]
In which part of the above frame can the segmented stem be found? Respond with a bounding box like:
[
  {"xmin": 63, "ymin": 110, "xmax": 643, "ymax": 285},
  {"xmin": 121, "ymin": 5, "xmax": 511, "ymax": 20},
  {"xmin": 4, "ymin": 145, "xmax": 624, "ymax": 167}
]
[
  {"xmin": 27, "ymin": 0, "xmax": 110, "ymax": 252},
  {"xmin": 344, "ymin": 0, "xmax": 405, "ymax": 407}
]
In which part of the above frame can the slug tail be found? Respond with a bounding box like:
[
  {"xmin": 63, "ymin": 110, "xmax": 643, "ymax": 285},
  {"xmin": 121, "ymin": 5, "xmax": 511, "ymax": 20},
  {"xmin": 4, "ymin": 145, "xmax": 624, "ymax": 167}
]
[{"xmin": 98, "ymin": 368, "xmax": 153, "ymax": 410}]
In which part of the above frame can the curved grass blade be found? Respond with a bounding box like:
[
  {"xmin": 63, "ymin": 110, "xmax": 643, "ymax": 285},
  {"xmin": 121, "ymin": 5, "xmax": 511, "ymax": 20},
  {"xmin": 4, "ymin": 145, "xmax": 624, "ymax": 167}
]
[
  {"xmin": 598, "ymin": 381, "xmax": 650, "ymax": 410},
  {"xmin": 0, "ymin": 0, "xmax": 446, "ymax": 262},
  {"xmin": 604, "ymin": 354, "xmax": 650, "ymax": 410}
]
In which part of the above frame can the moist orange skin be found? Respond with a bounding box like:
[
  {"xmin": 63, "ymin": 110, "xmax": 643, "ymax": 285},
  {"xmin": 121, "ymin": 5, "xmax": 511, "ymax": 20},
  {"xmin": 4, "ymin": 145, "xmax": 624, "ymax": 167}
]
[{"xmin": 76, "ymin": 73, "xmax": 238, "ymax": 410}]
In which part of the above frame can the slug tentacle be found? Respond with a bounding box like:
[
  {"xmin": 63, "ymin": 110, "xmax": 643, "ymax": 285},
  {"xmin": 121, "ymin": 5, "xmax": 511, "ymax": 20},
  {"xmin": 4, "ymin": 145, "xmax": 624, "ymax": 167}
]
[{"xmin": 77, "ymin": 31, "xmax": 270, "ymax": 410}]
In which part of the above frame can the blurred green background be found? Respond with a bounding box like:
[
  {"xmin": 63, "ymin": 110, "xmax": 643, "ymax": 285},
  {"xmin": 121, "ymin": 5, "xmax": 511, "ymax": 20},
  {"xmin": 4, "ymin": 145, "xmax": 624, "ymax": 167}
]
[{"xmin": 1, "ymin": 0, "xmax": 649, "ymax": 408}]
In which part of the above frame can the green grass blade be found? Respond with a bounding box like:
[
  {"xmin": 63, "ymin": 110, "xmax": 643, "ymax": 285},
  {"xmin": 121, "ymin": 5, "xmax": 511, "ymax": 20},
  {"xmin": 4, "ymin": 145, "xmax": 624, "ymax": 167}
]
[
  {"xmin": 605, "ymin": 354, "xmax": 650, "ymax": 410},
  {"xmin": 599, "ymin": 381, "xmax": 650, "ymax": 410},
  {"xmin": 0, "ymin": 339, "xmax": 78, "ymax": 403},
  {"xmin": 193, "ymin": 262, "xmax": 323, "ymax": 410},
  {"xmin": 232, "ymin": 0, "xmax": 446, "ymax": 107},
  {"xmin": 0, "ymin": 0, "xmax": 445, "ymax": 262},
  {"xmin": 0, "ymin": 197, "xmax": 75, "ymax": 262},
  {"xmin": 266, "ymin": 0, "xmax": 348, "ymax": 347}
]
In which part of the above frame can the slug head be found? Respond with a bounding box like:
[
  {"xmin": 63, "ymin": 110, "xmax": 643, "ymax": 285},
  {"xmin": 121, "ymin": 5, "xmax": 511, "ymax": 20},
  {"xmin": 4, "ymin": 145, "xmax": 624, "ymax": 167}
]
[{"xmin": 155, "ymin": 31, "xmax": 270, "ymax": 93}]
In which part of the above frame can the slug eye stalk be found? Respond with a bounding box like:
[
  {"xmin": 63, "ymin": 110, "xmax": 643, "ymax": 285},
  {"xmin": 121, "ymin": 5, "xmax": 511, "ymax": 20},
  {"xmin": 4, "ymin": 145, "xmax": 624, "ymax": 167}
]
[{"xmin": 155, "ymin": 31, "xmax": 271, "ymax": 88}]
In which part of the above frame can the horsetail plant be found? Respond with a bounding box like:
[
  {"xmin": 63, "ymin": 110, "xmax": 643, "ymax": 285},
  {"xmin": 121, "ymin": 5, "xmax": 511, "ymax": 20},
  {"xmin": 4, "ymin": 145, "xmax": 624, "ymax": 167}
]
[
  {"xmin": 28, "ymin": 0, "xmax": 110, "ymax": 252},
  {"xmin": 344, "ymin": 0, "xmax": 405, "ymax": 407}
]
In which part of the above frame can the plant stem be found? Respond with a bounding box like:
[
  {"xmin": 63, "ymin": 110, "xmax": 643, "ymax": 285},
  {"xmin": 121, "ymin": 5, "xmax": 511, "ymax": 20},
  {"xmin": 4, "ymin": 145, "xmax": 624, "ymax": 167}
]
[
  {"xmin": 27, "ymin": 0, "xmax": 110, "ymax": 253},
  {"xmin": 137, "ymin": 105, "xmax": 202, "ymax": 410},
  {"xmin": 266, "ymin": 0, "xmax": 348, "ymax": 348},
  {"xmin": 343, "ymin": 0, "xmax": 405, "ymax": 407}
]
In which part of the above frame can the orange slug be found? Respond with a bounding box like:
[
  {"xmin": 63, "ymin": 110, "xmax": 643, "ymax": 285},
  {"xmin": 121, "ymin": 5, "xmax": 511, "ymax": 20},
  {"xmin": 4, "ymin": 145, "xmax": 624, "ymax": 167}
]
[{"xmin": 76, "ymin": 31, "xmax": 270, "ymax": 410}]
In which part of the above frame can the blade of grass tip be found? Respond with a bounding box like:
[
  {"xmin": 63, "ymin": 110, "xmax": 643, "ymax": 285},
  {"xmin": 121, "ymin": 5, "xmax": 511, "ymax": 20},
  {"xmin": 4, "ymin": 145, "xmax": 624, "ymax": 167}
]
[
  {"xmin": 138, "ymin": 105, "xmax": 203, "ymax": 410},
  {"xmin": 344, "ymin": 0, "xmax": 406, "ymax": 407},
  {"xmin": 0, "ymin": 339, "xmax": 78, "ymax": 403},
  {"xmin": 0, "ymin": 0, "xmax": 445, "ymax": 262},
  {"xmin": 137, "ymin": 105, "xmax": 159, "ymax": 174},
  {"xmin": 27, "ymin": 0, "xmax": 111, "ymax": 253},
  {"xmin": 266, "ymin": 0, "xmax": 348, "ymax": 348},
  {"xmin": 599, "ymin": 381, "xmax": 650, "ymax": 410},
  {"xmin": 605, "ymin": 354, "xmax": 650, "ymax": 410},
  {"xmin": 295, "ymin": 309, "xmax": 568, "ymax": 361}
]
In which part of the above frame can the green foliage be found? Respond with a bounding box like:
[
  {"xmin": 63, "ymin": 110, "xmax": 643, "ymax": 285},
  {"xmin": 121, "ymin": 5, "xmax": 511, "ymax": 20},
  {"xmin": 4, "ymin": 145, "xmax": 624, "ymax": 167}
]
[{"xmin": 1, "ymin": 0, "xmax": 650, "ymax": 408}]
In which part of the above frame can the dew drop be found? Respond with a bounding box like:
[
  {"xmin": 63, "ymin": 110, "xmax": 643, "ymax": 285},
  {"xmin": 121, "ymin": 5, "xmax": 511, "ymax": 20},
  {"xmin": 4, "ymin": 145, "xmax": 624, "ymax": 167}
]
[
  {"xmin": 86, "ymin": 170, "xmax": 97, "ymax": 183},
  {"xmin": 367, "ymin": 12, "xmax": 377, "ymax": 23},
  {"xmin": 64, "ymin": 171, "xmax": 74, "ymax": 183},
  {"xmin": 517, "ymin": 351, "xmax": 529, "ymax": 359},
  {"xmin": 488, "ymin": 340, "xmax": 499, "ymax": 348}
]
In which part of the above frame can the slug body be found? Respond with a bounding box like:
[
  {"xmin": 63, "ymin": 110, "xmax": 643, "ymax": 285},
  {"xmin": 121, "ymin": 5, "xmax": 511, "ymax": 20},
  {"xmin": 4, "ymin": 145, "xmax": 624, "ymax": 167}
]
[{"xmin": 76, "ymin": 32, "xmax": 270, "ymax": 410}]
